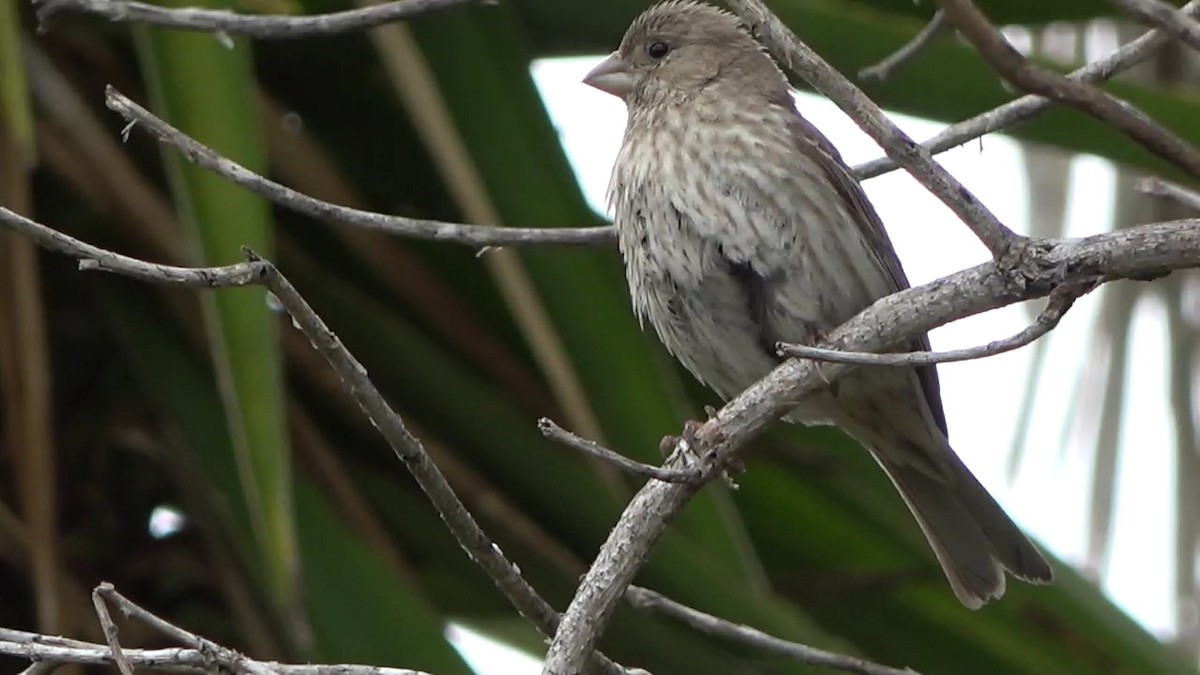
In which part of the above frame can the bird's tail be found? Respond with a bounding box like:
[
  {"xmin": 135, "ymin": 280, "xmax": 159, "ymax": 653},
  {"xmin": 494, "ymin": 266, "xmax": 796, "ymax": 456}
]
[{"xmin": 874, "ymin": 448, "xmax": 1053, "ymax": 608}]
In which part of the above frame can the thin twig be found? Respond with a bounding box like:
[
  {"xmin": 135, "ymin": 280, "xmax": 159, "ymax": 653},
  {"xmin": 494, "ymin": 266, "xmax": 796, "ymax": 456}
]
[
  {"xmin": 96, "ymin": 584, "xmax": 208, "ymax": 647},
  {"xmin": 853, "ymin": 0, "xmax": 1200, "ymax": 180},
  {"xmin": 0, "ymin": 206, "xmax": 269, "ymax": 286},
  {"xmin": 35, "ymin": 0, "xmax": 481, "ymax": 37},
  {"xmin": 1137, "ymin": 177, "xmax": 1200, "ymax": 212},
  {"xmin": 726, "ymin": 0, "xmax": 1020, "ymax": 258},
  {"xmin": 1, "ymin": 625, "xmax": 430, "ymax": 675},
  {"xmin": 859, "ymin": 10, "xmax": 949, "ymax": 82},
  {"xmin": 103, "ymin": 87, "xmax": 615, "ymax": 248},
  {"xmin": 0, "ymin": 208, "xmax": 627, "ymax": 675},
  {"xmin": 626, "ymin": 587, "xmax": 915, "ymax": 675},
  {"xmin": 778, "ymin": 284, "xmax": 1085, "ymax": 366},
  {"xmin": 245, "ymin": 259, "xmax": 626, "ymax": 675},
  {"xmin": 938, "ymin": 0, "xmax": 1200, "ymax": 178},
  {"xmin": 0, "ymin": 628, "xmax": 96, "ymax": 650},
  {"xmin": 1110, "ymin": 0, "xmax": 1200, "ymax": 53},
  {"xmin": 539, "ymin": 418, "xmax": 701, "ymax": 484},
  {"xmin": 91, "ymin": 588, "xmax": 132, "ymax": 675}
]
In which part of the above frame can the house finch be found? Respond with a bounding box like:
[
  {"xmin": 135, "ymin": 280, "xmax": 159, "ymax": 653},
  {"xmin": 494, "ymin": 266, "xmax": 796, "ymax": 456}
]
[{"xmin": 584, "ymin": 0, "xmax": 1052, "ymax": 607}]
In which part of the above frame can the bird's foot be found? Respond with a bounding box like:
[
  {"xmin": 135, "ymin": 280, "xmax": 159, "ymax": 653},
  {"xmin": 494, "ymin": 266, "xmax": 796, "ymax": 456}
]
[
  {"xmin": 659, "ymin": 418, "xmax": 705, "ymax": 459},
  {"xmin": 658, "ymin": 408, "xmax": 742, "ymax": 490}
]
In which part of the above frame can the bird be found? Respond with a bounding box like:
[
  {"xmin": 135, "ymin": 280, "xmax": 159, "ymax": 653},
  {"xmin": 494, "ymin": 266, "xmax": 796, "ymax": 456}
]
[{"xmin": 583, "ymin": 0, "xmax": 1052, "ymax": 608}]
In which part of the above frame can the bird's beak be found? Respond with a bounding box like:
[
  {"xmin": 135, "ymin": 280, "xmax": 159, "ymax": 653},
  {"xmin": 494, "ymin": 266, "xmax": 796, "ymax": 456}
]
[{"xmin": 583, "ymin": 52, "xmax": 635, "ymax": 98}]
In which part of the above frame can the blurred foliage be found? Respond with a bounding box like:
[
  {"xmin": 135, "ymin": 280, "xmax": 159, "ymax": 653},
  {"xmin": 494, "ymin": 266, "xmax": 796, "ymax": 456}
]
[{"xmin": 0, "ymin": 0, "xmax": 1197, "ymax": 674}]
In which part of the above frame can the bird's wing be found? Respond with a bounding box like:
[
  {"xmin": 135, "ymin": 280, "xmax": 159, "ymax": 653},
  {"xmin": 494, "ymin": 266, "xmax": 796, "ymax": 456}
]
[{"xmin": 784, "ymin": 106, "xmax": 949, "ymax": 437}]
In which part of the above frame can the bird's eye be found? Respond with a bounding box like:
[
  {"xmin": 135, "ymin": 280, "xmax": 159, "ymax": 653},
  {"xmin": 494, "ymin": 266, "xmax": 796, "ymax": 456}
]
[{"xmin": 647, "ymin": 41, "xmax": 670, "ymax": 59}]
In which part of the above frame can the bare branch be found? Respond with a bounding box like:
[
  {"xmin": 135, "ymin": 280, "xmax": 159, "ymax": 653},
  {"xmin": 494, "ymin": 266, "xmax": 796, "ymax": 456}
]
[
  {"xmin": 1137, "ymin": 177, "xmax": 1200, "ymax": 212},
  {"xmin": 0, "ymin": 207, "xmax": 268, "ymax": 286},
  {"xmin": 859, "ymin": 10, "xmax": 949, "ymax": 82},
  {"xmin": 778, "ymin": 283, "xmax": 1085, "ymax": 366},
  {"xmin": 1, "ymin": 625, "xmax": 430, "ymax": 675},
  {"xmin": 626, "ymin": 587, "xmax": 916, "ymax": 675},
  {"xmin": 35, "ymin": 0, "xmax": 482, "ymax": 38},
  {"xmin": 104, "ymin": 87, "xmax": 615, "ymax": 248},
  {"xmin": 1110, "ymin": 0, "xmax": 1200, "ymax": 53},
  {"xmin": 0, "ymin": 208, "xmax": 627, "ymax": 675},
  {"xmin": 539, "ymin": 418, "xmax": 701, "ymax": 484},
  {"xmin": 95, "ymin": 584, "xmax": 211, "ymax": 647},
  {"xmin": 853, "ymin": 0, "xmax": 1200, "ymax": 180},
  {"xmin": 541, "ymin": 221, "xmax": 1200, "ymax": 673},
  {"xmin": 937, "ymin": 0, "xmax": 1200, "ymax": 178},
  {"xmin": 9, "ymin": 585, "xmax": 432, "ymax": 675},
  {"xmin": 725, "ymin": 0, "xmax": 1019, "ymax": 259},
  {"xmin": 91, "ymin": 588, "xmax": 132, "ymax": 675},
  {"xmin": 91, "ymin": 584, "xmax": 271, "ymax": 675}
]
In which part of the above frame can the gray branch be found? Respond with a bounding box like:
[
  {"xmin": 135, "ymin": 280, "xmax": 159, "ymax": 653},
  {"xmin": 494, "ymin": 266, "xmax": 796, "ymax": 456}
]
[
  {"xmin": 1138, "ymin": 177, "xmax": 1200, "ymax": 212},
  {"xmin": 105, "ymin": 87, "xmax": 615, "ymax": 249},
  {"xmin": 853, "ymin": 0, "xmax": 1200, "ymax": 180},
  {"xmin": 38, "ymin": 0, "xmax": 1200, "ymax": 192},
  {"xmin": 35, "ymin": 0, "xmax": 482, "ymax": 37},
  {"xmin": 0, "ymin": 207, "xmax": 269, "ymax": 286},
  {"xmin": 937, "ymin": 0, "xmax": 1200, "ymax": 177},
  {"xmin": 1, "ymin": 634, "xmax": 426, "ymax": 675},
  {"xmin": 1, "ymin": 585, "xmax": 429, "ymax": 675},
  {"xmin": 539, "ymin": 418, "xmax": 702, "ymax": 484},
  {"xmin": 777, "ymin": 283, "xmax": 1085, "ymax": 366},
  {"xmin": 858, "ymin": 10, "xmax": 949, "ymax": 82},
  {"xmin": 0, "ymin": 207, "xmax": 628, "ymax": 675},
  {"xmin": 626, "ymin": 587, "xmax": 915, "ymax": 675},
  {"xmin": 1110, "ymin": 0, "xmax": 1200, "ymax": 53}
]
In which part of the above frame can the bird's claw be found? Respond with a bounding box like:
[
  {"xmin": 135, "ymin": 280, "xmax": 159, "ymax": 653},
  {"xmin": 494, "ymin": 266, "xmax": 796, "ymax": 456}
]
[
  {"xmin": 659, "ymin": 415, "xmax": 741, "ymax": 489},
  {"xmin": 659, "ymin": 418, "xmax": 705, "ymax": 459}
]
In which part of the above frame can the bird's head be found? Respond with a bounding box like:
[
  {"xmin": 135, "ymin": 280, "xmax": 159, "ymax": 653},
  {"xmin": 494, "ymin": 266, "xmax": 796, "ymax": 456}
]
[{"xmin": 583, "ymin": 1, "xmax": 787, "ymax": 107}]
